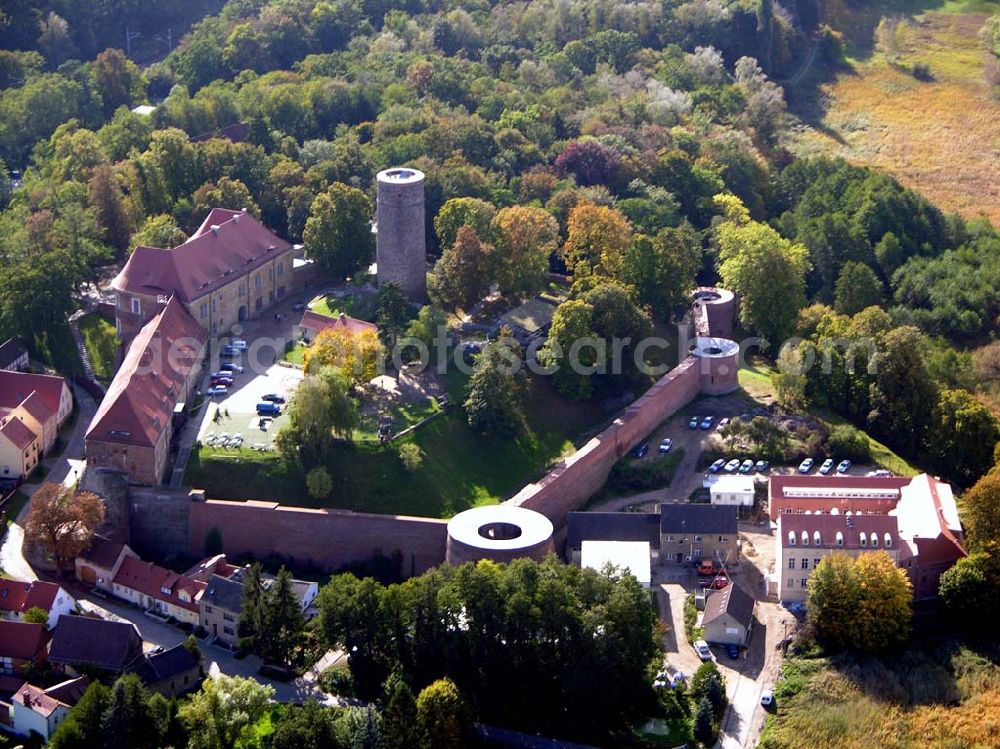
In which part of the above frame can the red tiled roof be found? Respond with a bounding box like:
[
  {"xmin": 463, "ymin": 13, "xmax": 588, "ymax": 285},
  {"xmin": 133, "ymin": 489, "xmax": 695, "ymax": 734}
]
[
  {"xmin": 112, "ymin": 556, "xmax": 204, "ymax": 613},
  {"xmin": 13, "ymin": 677, "xmax": 88, "ymax": 717},
  {"xmin": 0, "ymin": 371, "xmax": 67, "ymax": 416},
  {"xmin": 778, "ymin": 513, "xmax": 900, "ymax": 550},
  {"xmin": 0, "ymin": 579, "xmax": 61, "ymax": 615},
  {"xmin": 769, "ymin": 474, "xmax": 910, "ymax": 499},
  {"xmin": 19, "ymin": 391, "xmax": 53, "ymax": 424},
  {"xmin": 0, "ymin": 621, "xmax": 49, "ymax": 661},
  {"xmin": 893, "ymin": 474, "xmax": 965, "ymax": 562},
  {"xmin": 87, "ymin": 297, "xmax": 206, "ymax": 448},
  {"xmin": 1, "ymin": 416, "xmax": 37, "ymax": 450},
  {"xmin": 112, "ymin": 208, "xmax": 292, "ymax": 303},
  {"xmin": 300, "ymin": 310, "xmax": 377, "ymax": 336}
]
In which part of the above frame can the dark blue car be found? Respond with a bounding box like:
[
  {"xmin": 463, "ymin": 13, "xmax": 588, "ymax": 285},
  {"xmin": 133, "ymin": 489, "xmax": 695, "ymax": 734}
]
[{"xmin": 632, "ymin": 443, "xmax": 649, "ymax": 459}]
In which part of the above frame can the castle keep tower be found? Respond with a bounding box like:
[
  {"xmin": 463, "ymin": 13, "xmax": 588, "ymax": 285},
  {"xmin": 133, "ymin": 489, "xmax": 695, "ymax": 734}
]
[{"xmin": 376, "ymin": 167, "xmax": 426, "ymax": 302}]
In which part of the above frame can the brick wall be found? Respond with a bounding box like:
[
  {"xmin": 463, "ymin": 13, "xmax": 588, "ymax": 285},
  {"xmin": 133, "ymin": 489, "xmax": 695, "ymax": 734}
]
[
  {"xmin": 188, "ymin": 498, "xmax": 449, "ymax": 575},
  {"xmin": 509, "ymin": 357, "xmax": 703, "ymax": 526}
]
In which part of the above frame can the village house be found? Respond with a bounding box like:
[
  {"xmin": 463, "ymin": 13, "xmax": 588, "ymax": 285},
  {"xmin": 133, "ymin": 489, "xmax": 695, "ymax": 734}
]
[
  {"xmin": 709, "ymin": 474, "xmax": 756, "ymax": 508},
  {"xmin": 75, "ymin": 539, "xmax": 139, "ymax": 593},
  {"xmin": 659, "ymin": 503, "xmax": 739, "ymax": 565},
  {"xmin": 128, "ymin": 644, "xmax": 202, "ymax": 697},
  {"xmin": 702, "ymin": 583, "xmax": 756, "ymax": 647},
  {"xmin": 8, "ymin": 677, "xmax": 89, "ymax": 742},
  {"xmin": 566, "ymin": 512, "xmax": 661, "ymax": 566},
  {"xmin": 0, "ymin": 621, "xmax": 50, "ymax": 675},
  {"xmin": 0, "ymin": 338, "xmax": 29, "ymax": 372},
  {"xmin": 0, "ymin": 370, "xmax": 73, "ymax": 478},
  {"xmin": 0, "ymin": 579, "xmax": 77, "ymax": 629},
  {"xmin": 85, "ymin": 297, "xmax": 207, "ymax": 486},
  {"xmin": 113, "ymin": 208, "xmax": 297, "ymax": 342},
  {"xmin": 111, "ymin": 556, "xmax": 206, "ymax": 626},
  {"xmin": 48, "ymin": 616, "xmax": 144, "ymax": 677}
]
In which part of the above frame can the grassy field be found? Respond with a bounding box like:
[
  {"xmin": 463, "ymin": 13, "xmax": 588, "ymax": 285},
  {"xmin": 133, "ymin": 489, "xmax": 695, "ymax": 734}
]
[
  {"xmin": 309, "ymin": 291, "xmax": 378, "ymax": 321},
  {"xmin": 759, "ymin": 634, "xmax": 1000, "ymax": 749},
  {"xmin": 185, "ymin": 373, "xmax": 609, "ymax": 518},
  {"xmin": 78, "ymin": 313, "xmax": 119, "ymax": 381},
  {"xmin": 788, "ymin": 0, "xmax": 1000, "ymax": 225}
]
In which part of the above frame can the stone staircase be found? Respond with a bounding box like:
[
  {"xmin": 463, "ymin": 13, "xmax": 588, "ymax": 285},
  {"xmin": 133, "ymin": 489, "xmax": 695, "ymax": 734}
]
[{"xmin": 68, "ymin": 309, "xmax": 107, "ymax": 395}]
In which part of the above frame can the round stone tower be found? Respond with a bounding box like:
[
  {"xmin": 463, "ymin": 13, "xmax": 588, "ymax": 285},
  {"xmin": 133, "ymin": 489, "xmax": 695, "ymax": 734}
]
[
  {"xmin": 446, "ymin": 505, "xmax": 555, "ymax": 565},
  {"xmin": 691, "ymin": 336, "xmax": 740, "ymax": 395},
  {"xmin": 376, "ymin": 167, "xmax": 426, "ymax": 302}
]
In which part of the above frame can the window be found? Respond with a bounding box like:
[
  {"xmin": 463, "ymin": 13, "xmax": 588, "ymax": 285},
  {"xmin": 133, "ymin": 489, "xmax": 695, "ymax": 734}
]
[
  {"xmin": 223, "ymin": 613, "xmax": 235, "ymax": 622},
  {"xmin": 694, "ymin": 535, "xmax": 702, "ymax": 542},
  {"xmin": 885, "ymin": 534, "xmax": 892, "ymax": 548},
  {"xmin": 223, "ymin": 626, "xmax": 234, "ymax": 636},
  {"xmin": 204, "ymin": 605, "xmax": 212, "ymax": 613},
  {"xmin": 787, "ymin": 579, "xmax": 794, "ymax": 588},
  {"xmin": 255, "ymin": 275, "xmax": 261, "ymax": 290},
  {"xmin": 814, "ymin": 558, "xmax": 820, "ymax": 568},
  {"xmin": 718, "ymin": 536, "xmax": 727, "ymax": 542},
  {"xmin": 860, "ymin": 535, "xmax": 867, "ymax": 547},
  {"xmin": 813, "ymin": 531, "xmax": 821, "ymax": 546},
  {"xmin": 801, "ymin": 558, "xmax": 808, "ymax": 569},
  {"xmin": 665, "ymin": 535, "xmax": 674, "ymax": 542},
  {"xmin": 239, "ymin": 284, "xmax": 245, "ymax": 297},
  {"xmin": 200, "ymin": 303, "xmax": 208, "ymax": 319},
  {"xmin": 871, "ymin": 533, "xmax": 878, "ymax": 548},
  {"xmin": 788, "ymin": 558, "xmax": 795, "ymax": 569},
  {"xmin": 788, "ymin": 531, "xmax": 796, "ymax": 546},
  {"xmin": 800, "ymin": 531, "xmax": 808, "ymax": 545},
  {"xmin": 131, "ymin": 298, "xmax": 141, "ymax": 315},
  {"xmin": 801, "ymin": 578, "xmax": 808, "ymax": 588},
  {"xmin": 211, "ymin": 297, "xmax": 217, "ymax": 312},
  {"xmin": 277, "ymin": 261, "xmax": 284, "ymax": 276},
  {"xmin": 836, "ymin": 532, "xmax": 844, "ymax": 547}
]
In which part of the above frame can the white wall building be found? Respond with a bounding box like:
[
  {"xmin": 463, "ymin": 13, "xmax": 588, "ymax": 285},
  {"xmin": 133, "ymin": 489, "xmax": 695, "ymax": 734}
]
[
  {"xmin": 581, "ymin": 540, "xmax": 652, "ymax": 588},
  {"xmin": 710, "ymin": 475, "xmax": 756, "ymax": 506}
]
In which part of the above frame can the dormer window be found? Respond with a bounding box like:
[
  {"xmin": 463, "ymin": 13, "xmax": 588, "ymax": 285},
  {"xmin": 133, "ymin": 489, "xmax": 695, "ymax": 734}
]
[
  {"xmin": 871, "ymin": 533, "xmax": 878, "ymax": 548},
  {"xmin": 788, "ymin": 531, "xmax": 796, "ymax": 545},
  {"xmin": 813, "ymin": 531, "xmax": 821, "ymax": 546},
  {"xmin": 800, "ymin": 531, "xmax": 808, "ymax": 545},
  {"xmin": 836, "ymin": 531, "xmax": 844, "ymax": 547},
  {"xmin": 131, "ymin": 298, "xmax": 141, "ymax": 315},
  {"xmin": 884, "ymin": 533, "xmax": 892, "ymax": 548},
  {"xmin": 860, "ymin": 534, "xmax": 867, "ymax": 547},
  {"xmin": 160, "ymin": 586, "xmax": 171, "ymax": 595}
]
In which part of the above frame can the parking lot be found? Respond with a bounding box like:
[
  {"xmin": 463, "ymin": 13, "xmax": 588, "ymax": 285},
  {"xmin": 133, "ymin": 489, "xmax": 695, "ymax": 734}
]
[{"xmin": 197, "ymin": 361, "xmax": 303, "ymax": 450}]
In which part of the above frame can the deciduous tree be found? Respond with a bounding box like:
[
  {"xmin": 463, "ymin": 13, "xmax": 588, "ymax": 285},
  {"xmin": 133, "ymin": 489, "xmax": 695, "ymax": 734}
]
[
  {"xmin": 833, "ymin": 261, "xmax": 883, "ymax": 316},
  {"xmin": 25, "ymin": 484, "xmax": 105, "ymax": 571},
  {"xmin": 622, "ymin": 224, "xmax": 701, "ymax": 320},
  {"xmin": 416, "ymin": 678, "xmax": 472, "ymax": 749},
  {"xmin": 304, "ymin": 183, "xmax": 374, "ymax": 279},
  {"xmin": 490, "ymin": 205, "xmax": 559, "ymax": 298},
  {"xmin": 179, "ymin": 675, "xmax": 274, "ymax": 749},
  {"xmin": 562, "ymin": 203, "xmax": 633, "ymax": 279},
  {"xmin": 430, "ymin": 226, "xmax": 490, "ymax": 311}
]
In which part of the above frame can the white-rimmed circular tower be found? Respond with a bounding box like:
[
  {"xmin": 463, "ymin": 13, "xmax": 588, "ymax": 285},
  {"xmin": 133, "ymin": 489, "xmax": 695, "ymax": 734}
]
[
  {"xmin": 446, "ymin": 505, "xmax": 555, "ymax": 565},
  {"xmin": 690, "ymin": 336, "xmax": 740, "ymax": 395},
  {"xmin": 376, "ymin": 167, "xmax": 426, "ymax": 302}
]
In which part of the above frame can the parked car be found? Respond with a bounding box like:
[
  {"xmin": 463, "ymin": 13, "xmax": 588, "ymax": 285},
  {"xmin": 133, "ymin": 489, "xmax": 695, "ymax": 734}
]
[
  {"xmin": 230, "ymin": 339, "xmax": 249, "ymax": 351},
  {"xmin": 837, "ymin": 459, "xmax": 852, "ymax": 474},
  {"xmin": 207, "ymin": 386, "xmax": 228, "ymax": 396},
  {"xmin": 694, "ymin": 640, "xmax": 712, "ymax": 661},
  {"xmin": 798, "ymin": 457, "xmax": 815, "ymax": 473},
  {"xmin": 658, "ymin": 438, "xmax": 673, "ymax": 454},
  {"xmin": 700, "ymin": 416, "xmax": 714, "ymax": 429},
  {"xmin": 292, "ymin": 301, "xmax": 306, "ymax": 312},
  {"xmin": 211, "ymin": 371, "xmax": 235, "ymax": 381},
  {"xmin": 761, "ymin": 689, "xmax": 774, "ymax": 707},
  {"xmin": 739, "ymin": 459, "xmax": 755, "ymax": 474},
  {"xmin": 220, "ymin": 345, "xmax": 239, "ymax": 357},
  {"xmin": 256, "ymin": 402, "xmax": 281, "ymax": 416},
  {"xmin": 220, "ymin": 363, "xmax": 244, "ymax": 374},
  {"xmin": 632, "ymin": 443, "xmax": 649, "ymax": 459},
  {"xmin": 727, "ymin": 644, "xmax": 740, "ymax": 659},
  {"xmin": 755, "ymin": 460, "xmax": 770, "ymax": 472},
  {"xmin": 211, "ymin": 377, "xmax": 234, "ymax": 388},
  {"xmin": 699, "ymin": 577, "xmax": 730, "ymax": 590},
  {"xmin": 716, "ymin": 417, "xmax": 730, "ymax": 431},
  {"xmin": 689, "ymin": 416, "xmax": 699, "ymax": 429},
  {"xmin": 724, "ymin": 458, "xmax": 741, "ymax": 473},
  {"xmin": 709, "ymin": 458, "xmax": 726, "ymax": 473},
  {"xmin": 670, "ymin": 672, "xmax": 685, "ymax": 689},
  {"xmin": 697, "ymin": 560, "xmax": 718, "ymax": 575},
  {"xmin": 261, "ymin": 393, "xmax": 286, "ymax": 404},
  {"xmin": 819, "ymin": 458, "xmax": 835, "ymax": 475},
  {"xmin": 872, "ymin": 469, "xmax": 893, "ymax": 477}
]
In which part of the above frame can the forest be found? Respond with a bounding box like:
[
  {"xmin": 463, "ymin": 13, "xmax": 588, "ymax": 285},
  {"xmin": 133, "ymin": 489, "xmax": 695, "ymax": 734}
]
[{"xmin": 0, "ymin": 1, "xmax": 998, "ymax": 481}]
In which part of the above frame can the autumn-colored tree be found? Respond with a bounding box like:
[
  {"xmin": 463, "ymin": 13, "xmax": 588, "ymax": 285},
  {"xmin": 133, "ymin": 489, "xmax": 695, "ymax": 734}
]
[
  {"xmin": 554, "ymin": 139, "xmax": 621, "ymax": 187},
  {"xmin": 88, "ymin": 164, "xmax": 133, "ymax": 253},
  {"xmin": 416, "ymin": 678, "xmax": 473, "ymax": 749},
  {"xmin": 90, "ymin": 48, "xmax": 143, "ymax": 118},
  {"xmin": 130, "ymin": 214, "xmax": 187, "ymax": 251},
  {"xmin": 25, "ymin": 484, "xmax": 105, "ymax": 571},
  {"xmin": 562, "ymin": 203, "xmax": 633, "ymax": 279},
  {"xmin": 433, "ymin": 197, "xmax": 496, "ymax": 252},
  {"xmin": 431, "ymin": 226, "xmax": 490, "ymax": 311},
  {"xmin": 960, "ymin": 472, "xmax": 1000, "ymax": 550},
  {"xmin": 304, "ymin": 327, "xmax": 382, "ymax": 385},
  {"xmin": 192, "ymin": 178, "xmax": 261, "ymax": 224},
  {"xmin": 490, "ymin": 205, "xmax": 559, "ymax": 297}
]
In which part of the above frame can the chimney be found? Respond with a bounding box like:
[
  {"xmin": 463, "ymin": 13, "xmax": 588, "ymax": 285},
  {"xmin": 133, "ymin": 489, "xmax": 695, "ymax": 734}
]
[
  {"xmin": 211, "ymin": 225, "xmax": 220, "ymax": 235},
  {"xmin": 23, "ymin": 691, "xmax": 31, "ymax": 706}
]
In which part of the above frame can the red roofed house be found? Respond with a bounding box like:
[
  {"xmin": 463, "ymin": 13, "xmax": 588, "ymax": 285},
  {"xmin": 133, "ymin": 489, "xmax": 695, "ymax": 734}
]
[
  {"xmin": 112, "ymin": 208, "xmax": 296, "ymax": 342},
  {"xmin": 111, "ymin": 556, "xmax": 206, "ymax": 626},
  {"xmin": 0, "ymin": 579, "xmax": 76, "ymax": 629},
  {"xmin": 85, "ymin": 297, "xmax": 207, "ymax": 485},
  {"xmin": 772, "ymin": 473, "xmax": 965, "ymax": 602},
  {"xmin": 0, "ymin": 416, "xmax": 39, "ymax": 480},
  {"xmin": 298, "ymin": 310, "xmax": 378, "ymax": 343},
  {"xmin": 10, "ymin": 677, "xmax": 89, "ymax": 741},
  {"xmin": 0, "ymin": 370, "xmax": 73, "ymax": 468},
  {"xmin": 75, "ymin": 539, "xmax": 138, "ymax": 593},
  {"xmin": 0, "ymin": 621, "xmax": 50, "ymax": 675}
]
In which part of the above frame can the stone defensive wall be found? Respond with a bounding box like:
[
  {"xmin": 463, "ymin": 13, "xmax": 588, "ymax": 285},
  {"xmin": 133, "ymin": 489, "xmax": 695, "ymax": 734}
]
[{"xmin": 187, "ymin": 496, "xmax": 448, "ymax": 576}]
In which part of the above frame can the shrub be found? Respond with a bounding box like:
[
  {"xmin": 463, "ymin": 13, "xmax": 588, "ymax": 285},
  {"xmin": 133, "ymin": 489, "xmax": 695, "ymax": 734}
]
[
  {"xmin": 306, "ymin": 466, "xmax": 333, "ymax": 499},
  {"xmin": 399, "ymin": 443, "xmax": 424, "ymax": 472},
  {"xmin": 825, "ymin": 424, "xmax": 871, "ymax": 462},
  {"xmin": 911, "ymin": 62, "xmax": 933, "ymax": 81}
]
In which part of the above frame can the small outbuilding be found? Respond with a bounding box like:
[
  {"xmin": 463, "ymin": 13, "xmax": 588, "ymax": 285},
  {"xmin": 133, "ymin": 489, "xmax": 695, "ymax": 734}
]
[
  {"xmin": 710, "ymin": 475, "xmax": 755, "ymax": 507},
  {"xmin": 702, "ymin": 583, "xmax": 756, "ymax": 647},
  {"xmin": 580, "ymin": 540, "xmax": 652, "ymax": 588}
]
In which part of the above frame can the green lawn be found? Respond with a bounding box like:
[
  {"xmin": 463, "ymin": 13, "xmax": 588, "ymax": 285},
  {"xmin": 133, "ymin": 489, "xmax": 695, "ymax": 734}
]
[
  {"xmin": 309, "ymin": 291, "xmax": 378, "ymax": 321},
  {"xmin": 184, "ymin": 373, "xmax": 608, "ymax": 519},
  {"xmin": 33, "ymin": 324, "xmax": 83, "ymax": 377},
  {"xmin": 78, "ymin": 313, "xmax": 119, "ymax": 380},
  {"xmin": 283, "ymin": 341, "xmax": 308, "ymax": 366}
]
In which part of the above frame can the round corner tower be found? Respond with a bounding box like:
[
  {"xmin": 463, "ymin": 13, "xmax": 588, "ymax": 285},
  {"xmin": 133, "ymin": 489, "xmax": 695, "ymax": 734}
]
[{"xmin": 376, "ymin": 167, "xmax": 426, "ymax": 302}]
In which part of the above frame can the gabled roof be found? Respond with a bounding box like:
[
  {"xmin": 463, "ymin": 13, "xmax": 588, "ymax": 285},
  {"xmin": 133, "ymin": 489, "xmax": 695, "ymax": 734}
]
[
  {"xmin": 703, "ymin": 583, "xmax": 755, "ymax": 628},
  {"xmin": 14, "ymin": 677, "xmax": 90, "ymax": 717},
  {"xmin": 49, "ymin": 616, "xmax": 143, "ymax": 672},
  {"xmin": 86, "ymin": 297, "xmax": 206, "ymax": 448},
  {"xmin": 0, "ymin": 621, "xmax": 49, "ymax": 661},
  {"xmin": 20, "ymin": 390, "xmax": 54, "ymax": 424},
  {"xmin": 0, "ymin": 415, "xmax": 37, "ymax": 449},
  {"xmin": 201, "ymin": 574, "xmax": 244, "ymax": 614},
  {"xmin": 659, "ymin": 503, "xmax": 737, "ymax": 535},
  {"xmin": 79, "ymin": 539, "xmax": 130, "ymax": 570},
  {"xmin": 112, "ymin": 556, "xmax": 204, "ymax": 613},
  {"xmin": 0, "ymin": 579, "xmax": 63, "ymax": 615},
  {"xmin": 0, "ymin": 338, "xmax": 27, "ymax": 369},
  {"xmin": 300, "ymin": 310, "xmax": 377, "ymax": 336},
  {"xmin": 567, "ymin": 512, "xmax": 660, "ymax": 551},
  {"xmin": 112, "ymin": 208, "xmax": 292, "ymax": 303},
  {"xmin": 778, "ymin": 513, "xmax": 900, "ymax": 550},
  {"xmin": 892, "ymin": 473, "xmax": 965, "ymax": 562},
  {"xmin": 128, "ymin": 644, "xmax": 200, "ymax": 687},
  {"xmin": 0, "ymin": 371, "xmax": 67, "ymax": 415}
]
